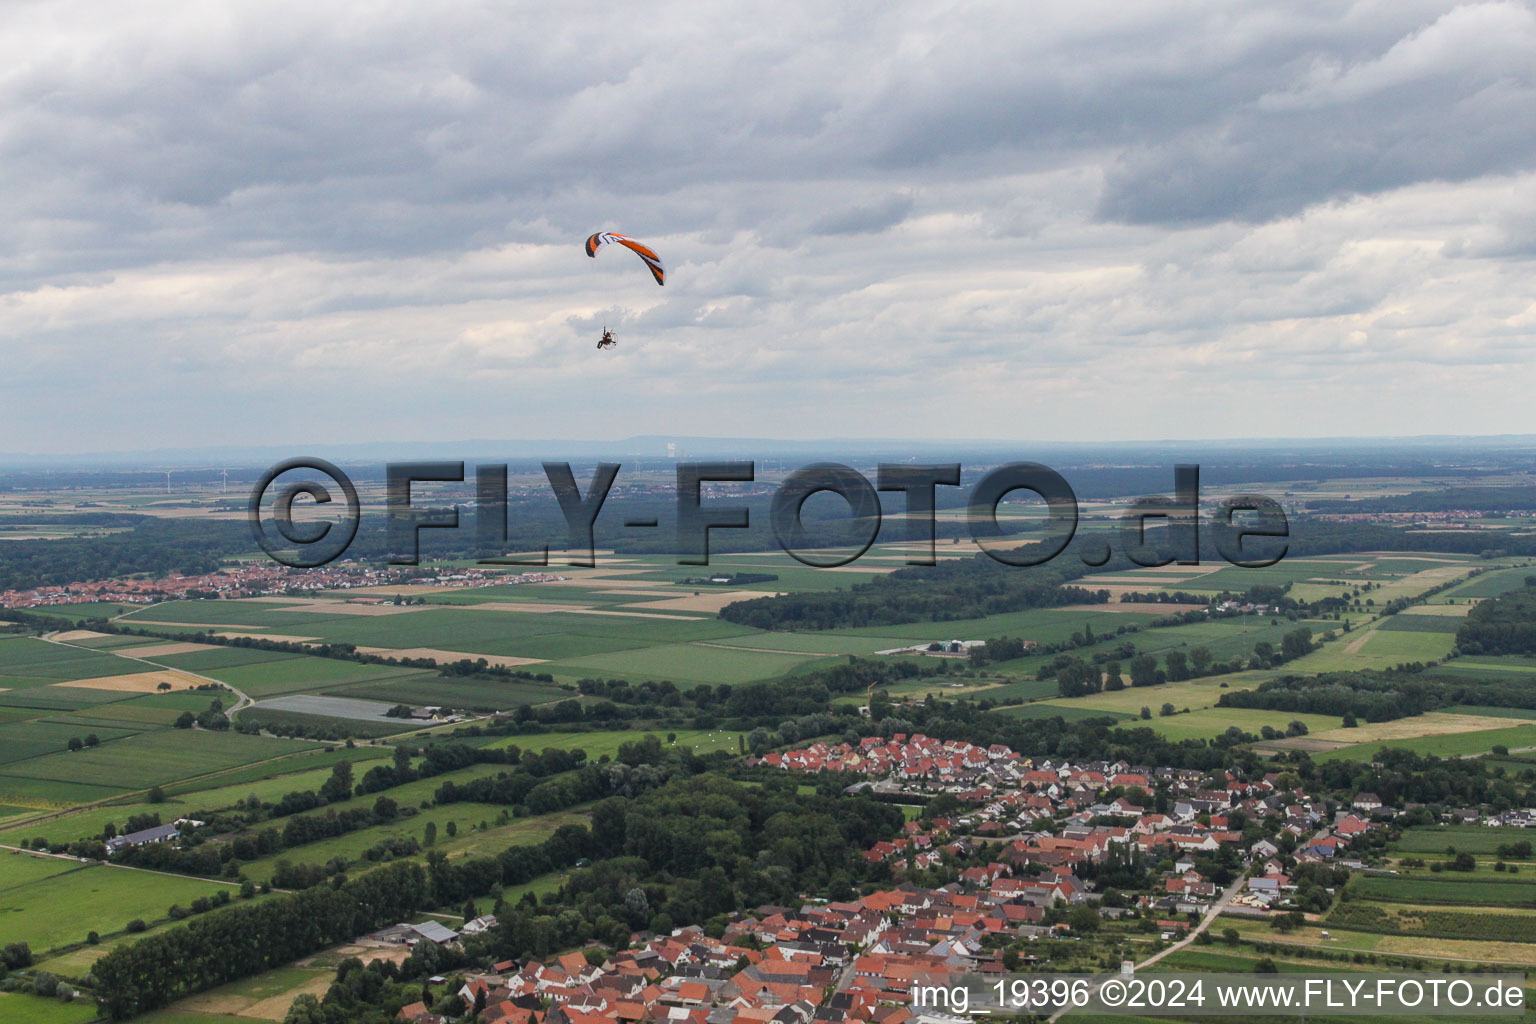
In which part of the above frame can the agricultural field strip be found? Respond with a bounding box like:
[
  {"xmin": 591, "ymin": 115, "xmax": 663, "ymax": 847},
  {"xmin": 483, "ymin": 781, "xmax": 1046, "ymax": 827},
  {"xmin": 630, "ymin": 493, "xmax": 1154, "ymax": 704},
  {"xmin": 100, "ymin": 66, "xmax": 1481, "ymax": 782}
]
[{"xmin": 0, "ymin": 751, "xmax": 395, "ymax": 845}]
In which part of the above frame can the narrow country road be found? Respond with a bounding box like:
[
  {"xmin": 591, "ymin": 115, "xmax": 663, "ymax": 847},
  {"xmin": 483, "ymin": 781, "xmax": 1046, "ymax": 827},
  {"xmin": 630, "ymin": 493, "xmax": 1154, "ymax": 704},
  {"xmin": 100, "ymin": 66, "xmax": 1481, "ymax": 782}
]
[
  {"xmin": 1045, "ymin": 875, "xmax": 1246, "ymax": 1023},
  {"xmin": 42, "ymin": 630, "xmax": 256, "ymax": 717}
]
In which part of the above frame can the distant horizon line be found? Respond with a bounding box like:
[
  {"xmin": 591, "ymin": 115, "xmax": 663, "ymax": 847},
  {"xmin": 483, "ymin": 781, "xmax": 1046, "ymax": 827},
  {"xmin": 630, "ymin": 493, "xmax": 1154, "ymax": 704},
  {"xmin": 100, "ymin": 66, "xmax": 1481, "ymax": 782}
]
[{"xmin": 3, "ymin": 430, "xmax": 1536, "ymax": 469}]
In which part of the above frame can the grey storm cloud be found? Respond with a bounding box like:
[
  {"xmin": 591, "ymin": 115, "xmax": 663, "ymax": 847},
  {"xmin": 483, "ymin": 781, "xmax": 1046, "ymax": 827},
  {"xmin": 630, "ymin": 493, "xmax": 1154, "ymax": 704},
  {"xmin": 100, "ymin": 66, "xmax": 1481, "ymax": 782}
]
[
  {"xmin": 0, "ymin": 0, "xmax": 1533, "ymax": 451},
  {"xmin": 1099, "ymin": 2, "xmax": 1536, "ymax": 223},
  {"xmin": 809, "ymin": 194, "xmax": 917, "ymax": 237}
]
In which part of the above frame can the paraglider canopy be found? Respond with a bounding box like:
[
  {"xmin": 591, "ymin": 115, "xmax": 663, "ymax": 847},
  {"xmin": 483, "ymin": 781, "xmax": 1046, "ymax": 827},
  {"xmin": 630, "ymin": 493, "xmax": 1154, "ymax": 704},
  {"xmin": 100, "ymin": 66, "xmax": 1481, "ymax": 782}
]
[{"xmin": 584, "ymin": 232, "xmax": 665, "ymax": 286}]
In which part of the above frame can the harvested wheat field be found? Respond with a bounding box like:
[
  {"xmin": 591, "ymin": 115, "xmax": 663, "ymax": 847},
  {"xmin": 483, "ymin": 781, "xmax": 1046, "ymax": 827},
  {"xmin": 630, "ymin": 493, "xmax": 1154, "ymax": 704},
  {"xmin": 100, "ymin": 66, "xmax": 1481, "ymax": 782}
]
[
  {"xmin": 305, "ymin": 584, "xmax": 449, "ymax": 597},
  {"xmin": 1313, "ymin": 712, "xmax": 1532, "ymax": 744},
  {"xmin": 570, "ymin": 608, "xmax": 704, "ymax": 621},
  {"xmin": 181, "ymin": 971, "xmax": 333, "ymax": 1020},
  {"xmin": 551, "ymin": 577, "xmax": 679, "ymax": 589},
  {"xmin": 461, "ymin": 600, "xmax": 599, "ymax": 614},
  {"xmin": 51, "ymin": 629, "xmax": 113, "ymax": 643},
  {"xmin": 54, "ymin": 669, "xmax": 202, "ymax": 693},
  {"xmin": 354, "ymin": 646, "xmax": 547, "ymax": 667},
  {"xmin": 274, "ymin": 601, "xmax": 421, "ymax": 616},
  {"xmin": 625, "ymin": 590, "xmax": 783, "ymax": 613},
  {"xmin": 547, "ymin": 567, "xmax": 653, "ymax": 581},
  {"xmin": 116, "ymin": 641, "xmax": 220, "ymax": 657}
]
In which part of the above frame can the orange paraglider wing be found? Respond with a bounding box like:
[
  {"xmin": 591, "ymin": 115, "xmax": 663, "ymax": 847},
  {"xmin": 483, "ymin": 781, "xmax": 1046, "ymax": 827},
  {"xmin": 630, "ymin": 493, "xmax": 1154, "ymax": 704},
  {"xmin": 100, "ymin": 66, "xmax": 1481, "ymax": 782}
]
[{"xmin": 584, "ymin": 231, "xmax": 665, "ymax": 286}]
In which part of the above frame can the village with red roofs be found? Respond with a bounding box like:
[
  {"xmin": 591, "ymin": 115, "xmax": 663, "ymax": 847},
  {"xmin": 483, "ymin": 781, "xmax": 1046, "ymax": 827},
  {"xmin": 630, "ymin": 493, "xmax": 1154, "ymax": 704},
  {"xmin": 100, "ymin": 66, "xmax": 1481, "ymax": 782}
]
[{"xmin": 387, "ymin": 733, "xmax": 1411, "ymax": 1024}]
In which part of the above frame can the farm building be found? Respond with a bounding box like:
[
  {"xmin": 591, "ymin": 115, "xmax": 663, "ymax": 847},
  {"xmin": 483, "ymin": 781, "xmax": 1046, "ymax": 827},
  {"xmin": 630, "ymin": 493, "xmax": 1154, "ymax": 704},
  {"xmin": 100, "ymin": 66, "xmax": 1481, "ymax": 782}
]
[
  {"xmin": 375, "ymin": 921, "xmax": 461, "ymax": 946},
  {"xmin": 105, "ymin": 823, "xmax": 180, "ymax": 855}
]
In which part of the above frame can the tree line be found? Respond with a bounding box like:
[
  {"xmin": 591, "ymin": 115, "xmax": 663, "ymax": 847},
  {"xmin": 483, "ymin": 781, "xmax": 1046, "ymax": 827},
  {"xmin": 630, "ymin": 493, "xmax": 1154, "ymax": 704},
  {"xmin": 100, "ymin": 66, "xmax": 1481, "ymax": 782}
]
[
  {"xmin": 92, "ymin": 861, "xmax": 428, "ymax": 1018},
  {"xmin": 1456, "ymin": 578, "xmax": 1536, "ymax": 656}
]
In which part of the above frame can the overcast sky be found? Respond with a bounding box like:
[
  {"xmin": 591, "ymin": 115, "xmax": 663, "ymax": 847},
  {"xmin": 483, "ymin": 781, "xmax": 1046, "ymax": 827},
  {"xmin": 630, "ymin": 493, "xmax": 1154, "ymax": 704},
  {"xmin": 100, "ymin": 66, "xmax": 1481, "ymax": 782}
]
[{"xmin": 4, "ymin": 0, "xmax": 1535, "ymax": 453}]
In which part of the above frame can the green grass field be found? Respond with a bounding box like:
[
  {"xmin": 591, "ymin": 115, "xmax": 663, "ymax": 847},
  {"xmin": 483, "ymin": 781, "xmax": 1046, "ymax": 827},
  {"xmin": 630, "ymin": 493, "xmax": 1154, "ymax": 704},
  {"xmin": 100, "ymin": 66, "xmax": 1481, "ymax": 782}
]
[
  {"xmin": 0, "ymin": 728, "xmax": 321, "ymax": 793},
  {"xmin": 174, "ymin": 656, "xmax": 434, "ymax": 698},
  {"xmin": 475, "ymin": 727, "xmax": 746, "ymax": 759},
  {"xmin": 0, "ymin": 993, "xmax": 99, "ymax": 1024},
  {"xmin": 1377, "ymin": 614, "xmax": 1463, "ymax": 633},
  {"xmin": 1391, "ymin": 826, "xmax": 1536, "ymax": 855},
  {"xmin": 0, "ymin": 635, "xmax": 156, "ymax": 685},
  {"xmin": 1116, "ymin": 707, "xmax": 1342, "ymax": 742},
  {"xmin": 0, "ymin": 720, "xmax": 140, "ymax": 766},
  {"xmin": 1037, "ymin": 673, "xmax": 1270, "ymax": 715},
  {"xmin": 0, "ymin": 851, "xmax": 83, "ymax": 888},
  {"xmin": 150, "ymin": 646, "xmax": 303, "ymax": 671},
  {"xmin": 0, "ymin": 862, "xmax": 245, "ymax": 951},
  {"xmin": 237, "ymin": 803, "xmax": 589, "ymax": 882},
  {"xmin": 1312, "ymin": 722, "xmax": 1536, "ymax": 762},
  {"xmin": 0, "ymin": 751, "xmax": 392, "ymax": 846},
  {"xmin": 1346, "ymin": 873, "xmax": 1536, "ymax": 907},
  {"xmin": 997, "ymin": 703, "xmax": 1133, "ymax": 723},
  {"xmin": 1432, "ymin": 565, "xmax": 1536, "ymax": 601},
  {"xmin": 546, "ymin": 641, "xmax": 821, "ymax": 686},
  {"xmin": 116, "ymin": 601, "xmax": 343, "ymax": 628},
  {"xmin": 1288, "ymin": 626, "xmax": 1456, "ymax": 672},
  {"xmin": 0, "ymin": 776, "xmax": 147, "ymax": 809},
  {"xmin": 299, "ymin": 606, "xmax": 749, "ymax": 653}
]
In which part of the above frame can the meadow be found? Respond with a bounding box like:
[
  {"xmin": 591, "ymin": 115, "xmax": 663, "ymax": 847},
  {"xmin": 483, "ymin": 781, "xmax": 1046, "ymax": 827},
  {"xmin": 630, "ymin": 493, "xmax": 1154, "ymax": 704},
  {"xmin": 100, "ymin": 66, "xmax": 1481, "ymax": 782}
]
[
  {"xmin": 479, "ymin": 726, "xmax": 745, "ymax": 758},
  {"xmin": 545, "ymin": 641, "xmax": 822, "ymax": 686},
  {"xmin": 236, "ymin": 803, "xmax": 590, "ymax": 883},
  {"xmin": 162, "ymin": 655, "xmax": 434, "ymax": 698},
  {"xmin": 0, "ymin": 993, "xmax": 99, "ymax": 1024},
  {"xmin": 1346, "ymin": 873, "xmax": 1536, "ymax": 907},
  {"xmin": 1310, "ymin": 722, "xmax": 1536, "ymax": 762},
  {"xmin": 1116, "ymin": 707, "xmax": 1342, "ymax": 741},
  {"xmin": 0, "ymin": 729, "xmax": 320, "ymax": 796},
  {"xmin": 997, "ymin": 703, "xmax": 1133, "ymax": 723},
  {"xmin": 0, "ymin": 720, "xmax": 139, "ymax": 766},
  {"xmin": 1390, "ymin": 825, "xmax": 1536, "ymax": 855},
  {"xmin": 1037, "ymin": 673, "xmax": 1269, "ymax": 715},
  {"xmin": 0, "ymin": 861, "xmax": 247, "ymax": 952},
  {"xmin": 0, "ymin": 635, "xmax": 156, "ymax": 686},
  {"xmin": 0, "ymin": 751, "xmax": 393, "ymax": 847},
  {"xmin": 1432, "ymin": 565, "xmax": 1536, "ymax": 600},
  {"xmin": 1286, "ymin": 625, "xmax": 1456, "ymax": 672}
]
